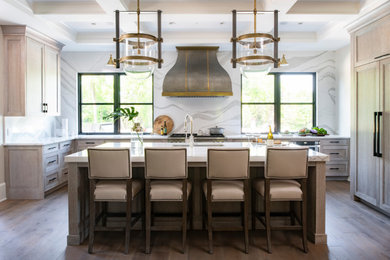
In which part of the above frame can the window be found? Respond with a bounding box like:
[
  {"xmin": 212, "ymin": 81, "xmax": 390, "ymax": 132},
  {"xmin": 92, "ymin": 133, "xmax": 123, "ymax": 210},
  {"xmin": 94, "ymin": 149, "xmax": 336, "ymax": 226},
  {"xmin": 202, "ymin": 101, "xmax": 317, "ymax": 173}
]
[
  {"xmin": 78, "ymin": 73, "xmax": 153, "ymax": 134},
  {"xmin": 241, "ymin": 72, "xmax": 316, "ymax": 133}
]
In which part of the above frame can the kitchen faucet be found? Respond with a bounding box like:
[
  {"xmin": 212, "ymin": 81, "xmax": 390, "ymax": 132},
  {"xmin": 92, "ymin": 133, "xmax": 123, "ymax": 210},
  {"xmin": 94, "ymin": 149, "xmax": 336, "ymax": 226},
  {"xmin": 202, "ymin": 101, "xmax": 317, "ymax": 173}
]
[{"xmin": 184, "ymin": 114, "xmax": 194, "ymax": 146}]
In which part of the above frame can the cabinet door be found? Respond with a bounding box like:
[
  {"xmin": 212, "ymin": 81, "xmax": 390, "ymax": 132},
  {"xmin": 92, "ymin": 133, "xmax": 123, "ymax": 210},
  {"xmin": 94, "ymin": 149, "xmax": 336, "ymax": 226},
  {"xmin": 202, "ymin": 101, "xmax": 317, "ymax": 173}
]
[
  {"xmin": 3, "ymin": 35, "xmax": 26, "ymax": 116},
  {"xmin": 26, "ymin": 37, "xmax": 44, "ymax": 115},
  {"xmin": 380, "ymin": 57, "xmax": 390, "ymax": 213},
  {"xmin": 355, "ymin": 62, "xmax": 380, "ymax": 205},
  {"xmin": 44, "ymin": 46, "xmax": 60, "ymax": 115}
]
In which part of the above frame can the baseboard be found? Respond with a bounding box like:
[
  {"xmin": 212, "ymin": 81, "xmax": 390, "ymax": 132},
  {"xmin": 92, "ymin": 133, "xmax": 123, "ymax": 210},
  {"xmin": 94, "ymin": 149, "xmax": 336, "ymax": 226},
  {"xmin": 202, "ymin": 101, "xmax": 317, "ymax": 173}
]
[{"xmin": 0, "ymin": 182, "xmax": 6, "ymax": 202}]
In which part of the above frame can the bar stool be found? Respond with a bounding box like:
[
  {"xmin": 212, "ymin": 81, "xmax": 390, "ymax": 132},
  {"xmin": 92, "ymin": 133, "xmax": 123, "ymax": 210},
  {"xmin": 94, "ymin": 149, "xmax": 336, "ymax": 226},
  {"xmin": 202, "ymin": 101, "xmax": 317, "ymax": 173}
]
[
  {"xmin": 87, "ymin": 148, "xmax": 143, "ymax": 254},
  {"xmin": 252, "ymin": 147, "xmax": 309, "ymax": 253},
  {"xmin": 203, "ymin": 148, "xmax": 250, "ymax": 254},
  {"xmin": 144, "ymin": 148, "xmax": 190, "ymax": 254}
]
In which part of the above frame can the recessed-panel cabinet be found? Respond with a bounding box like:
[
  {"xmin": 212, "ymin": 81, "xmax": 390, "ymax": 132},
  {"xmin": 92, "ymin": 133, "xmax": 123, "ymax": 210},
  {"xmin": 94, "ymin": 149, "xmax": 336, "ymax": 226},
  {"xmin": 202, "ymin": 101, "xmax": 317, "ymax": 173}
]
[{"xmin": 1, "ymin": 25, "xmax": 63, "ymax": 116}]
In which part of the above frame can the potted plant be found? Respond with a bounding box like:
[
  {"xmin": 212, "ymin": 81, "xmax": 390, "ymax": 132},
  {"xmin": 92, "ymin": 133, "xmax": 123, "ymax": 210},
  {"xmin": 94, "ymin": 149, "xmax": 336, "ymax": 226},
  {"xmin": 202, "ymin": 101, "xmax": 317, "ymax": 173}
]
[{"xmin": 103, "ymin": 107, "xmax": 143, "ymax": 143}]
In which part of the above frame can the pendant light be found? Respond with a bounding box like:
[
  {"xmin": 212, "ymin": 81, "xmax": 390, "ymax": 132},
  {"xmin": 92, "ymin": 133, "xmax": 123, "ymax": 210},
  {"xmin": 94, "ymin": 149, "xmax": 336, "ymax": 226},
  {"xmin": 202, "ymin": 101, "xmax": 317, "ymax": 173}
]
[
  {"xmin": 231, "ymin": 1, "xmax": 279, "ymax": 78},
  {"xmin": 113, "ymin": 0, "xmax": 163, "ymax": 79},
  {"xmin": 106, "ymin": 54, "xmax": 116, "ymax": 66}
]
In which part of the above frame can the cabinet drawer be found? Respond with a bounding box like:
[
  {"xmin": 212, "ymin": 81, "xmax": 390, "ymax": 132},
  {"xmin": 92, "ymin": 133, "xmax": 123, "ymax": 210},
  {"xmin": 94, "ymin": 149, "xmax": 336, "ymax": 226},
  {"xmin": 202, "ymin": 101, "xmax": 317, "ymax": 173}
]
[
  {"xmin": 59, "ymin": 167, "xmax": 69, "ymax": 183},
  {"xmin": 43, "ymin": 143, "xmax": 59, "ymax": 154},
  {"xmin": 321, "ymin": 148, "xmax": 348, "ymax": 161},
  {"xmin": 320, "ymin": 139, "xmax": 348, "ymax": 146},
  {"xmin": 77, "ymin": 140, "xmax": 104, "ymax": 151},
  {"xmin": 44, "ymin": 154, "xmax": 59, "ymax": 172},
  {"xmin": 326, "ymin": 164, "xmax": 348, "ymax": 176},
  {"xmin": 44, "ymin": 171, "xmax": 59, "ymax": 191},
  {"xmin": 60, "ymin": 141, "xmax": 72, "ymax": 150}
]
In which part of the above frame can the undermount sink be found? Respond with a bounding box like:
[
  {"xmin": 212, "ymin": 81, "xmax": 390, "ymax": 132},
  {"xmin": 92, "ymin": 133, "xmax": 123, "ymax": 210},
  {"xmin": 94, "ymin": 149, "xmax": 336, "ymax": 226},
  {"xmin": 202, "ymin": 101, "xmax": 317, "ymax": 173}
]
[{"xmin": 172, "ymin": 143, "xmax": 224, "ymax": 147}]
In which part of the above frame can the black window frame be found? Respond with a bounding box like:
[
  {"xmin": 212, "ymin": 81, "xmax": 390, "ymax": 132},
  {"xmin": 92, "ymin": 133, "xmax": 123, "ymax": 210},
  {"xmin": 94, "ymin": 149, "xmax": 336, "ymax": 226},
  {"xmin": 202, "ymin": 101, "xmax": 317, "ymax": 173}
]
[
  {"xmin": 241, "ymin": 72, "xmax": 316, "ymax": 133},
  {"xmin": 78, "ymin": 72, "xmax": 154, "ymax": 135}
]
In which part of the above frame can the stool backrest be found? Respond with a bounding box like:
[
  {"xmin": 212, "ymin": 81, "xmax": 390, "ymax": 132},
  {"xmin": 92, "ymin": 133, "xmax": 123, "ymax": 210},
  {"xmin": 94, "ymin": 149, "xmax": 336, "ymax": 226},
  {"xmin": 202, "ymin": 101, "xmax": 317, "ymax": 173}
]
[
  {"xmin": 88, "ymin": 148, "xmax": 131, "ymax": 179},
  {"xmin": 265, "ymin": 147, "xmax": 308, "ymax": 179},
  {"xmin": 144, "ymin": 148, "xmax": 187, "ymax": 179},
  {"xmin": 207, "ymin": 148, "xmax": 250, "ymax": 179}
]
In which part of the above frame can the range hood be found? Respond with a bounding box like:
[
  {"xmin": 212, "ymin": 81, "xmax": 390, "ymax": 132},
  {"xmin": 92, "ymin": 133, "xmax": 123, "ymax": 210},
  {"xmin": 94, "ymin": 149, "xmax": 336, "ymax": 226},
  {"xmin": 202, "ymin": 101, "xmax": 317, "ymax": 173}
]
[{"xmin": 162, "ymin": 47, "xmax": 232, "ymax": 97}]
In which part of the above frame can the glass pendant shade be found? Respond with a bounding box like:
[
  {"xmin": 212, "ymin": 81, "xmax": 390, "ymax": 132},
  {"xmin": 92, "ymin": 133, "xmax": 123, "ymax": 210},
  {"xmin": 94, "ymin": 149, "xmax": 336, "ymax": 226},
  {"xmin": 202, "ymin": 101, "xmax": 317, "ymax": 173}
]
[{"xmin": 121, "ymin": 34, "xmax": 158, "ymax": 79}]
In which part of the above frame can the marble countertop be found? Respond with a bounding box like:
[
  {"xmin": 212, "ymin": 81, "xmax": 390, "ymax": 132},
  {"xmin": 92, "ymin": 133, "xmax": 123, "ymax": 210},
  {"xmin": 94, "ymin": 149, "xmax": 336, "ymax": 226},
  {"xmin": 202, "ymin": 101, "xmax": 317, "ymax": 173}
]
[
  {"xmin": 4, "ymin": 133, "xmax": 349, "ymax": 146},
  {"xmin": 65, "ymin": 142, "xmax": 329, "ymax": 163}
]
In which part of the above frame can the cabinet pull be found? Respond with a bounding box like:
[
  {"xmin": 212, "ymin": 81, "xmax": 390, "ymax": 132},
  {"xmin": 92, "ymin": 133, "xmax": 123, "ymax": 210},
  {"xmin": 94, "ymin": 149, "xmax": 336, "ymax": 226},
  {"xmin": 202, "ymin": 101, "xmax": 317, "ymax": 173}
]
[
  {"xmin": 85, "ymin": 142, "xmax": 95, "ymax": 144},
  {"xmin": 48, "ymin": 146, "xmax": 56, "ymax": 150},
  {"xmin": 329, "ymin": 141, "xmax": 339, "ymax": 144},
  {"xmin": 63, "ymin": 144, "xmax": 70, "ymax": 147},
  {"xmin": 329, "ymin": 167, "xmax": 340, "ymax": 170},
  {"xmin": 64, "ymin": 171, "xmax": 68, "ymax": 175},
  {"xmin": 377, "ymin": 112, "xmax": 383, "ymax": 157},
  {"xmin": 48, "ymin": 160, "xmax": 57, "ymax": 164},
  {"xmin": 330, "ymin": 152, "xmax": 339, "ymax": 155},
  {"xmin": 374, "ymin": 112, "xmax": 378, "ymax": 157},
  {"xmin": 374, "ymin": 53, "xmax": 390, "ymax": 59},
  {"xmin": 48, "ymin": 177, "xmax": 57, "ymax": 183}
]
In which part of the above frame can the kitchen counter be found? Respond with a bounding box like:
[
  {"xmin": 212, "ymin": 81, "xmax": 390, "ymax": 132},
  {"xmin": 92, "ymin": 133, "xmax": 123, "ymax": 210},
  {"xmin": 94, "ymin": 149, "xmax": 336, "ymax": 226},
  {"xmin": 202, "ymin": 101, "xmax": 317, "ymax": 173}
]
[
  {"xmin": 65, "ymin": 141, "xmax": 328, "ymax": 247},
  {"xmin": 4, "ymin": 133, "xmax": 349, "ymax": 146},
  {"xmin": 65, "ymin": 142, "xmax": 329, "ymax": 163}
]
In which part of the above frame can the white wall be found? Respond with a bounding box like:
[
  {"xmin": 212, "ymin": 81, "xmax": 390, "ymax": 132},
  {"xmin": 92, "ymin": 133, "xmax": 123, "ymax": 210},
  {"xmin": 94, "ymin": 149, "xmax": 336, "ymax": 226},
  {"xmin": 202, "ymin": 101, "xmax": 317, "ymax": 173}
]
[
  {"xmin": 61, "ymin": 50, "xmax": 341, "ymax": 135},
  {"xmin": 0, "ymin": 28, "xmax": 6, "ymax": 201},
  {"xmin": 335, "ymin": 45, "xmax": 351, "ymax": 136}
]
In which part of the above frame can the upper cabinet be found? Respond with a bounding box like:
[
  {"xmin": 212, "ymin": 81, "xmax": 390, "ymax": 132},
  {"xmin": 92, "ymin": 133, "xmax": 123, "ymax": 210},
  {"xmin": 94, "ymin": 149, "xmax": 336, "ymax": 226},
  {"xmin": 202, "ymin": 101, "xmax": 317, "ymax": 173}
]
[
  {"xmin": 1, "ymin": 25, "xmax": 63, "ymax": 116},
  {"xmin": 352, "ymin": 14, "xmax": 390, "ymax": 67}
]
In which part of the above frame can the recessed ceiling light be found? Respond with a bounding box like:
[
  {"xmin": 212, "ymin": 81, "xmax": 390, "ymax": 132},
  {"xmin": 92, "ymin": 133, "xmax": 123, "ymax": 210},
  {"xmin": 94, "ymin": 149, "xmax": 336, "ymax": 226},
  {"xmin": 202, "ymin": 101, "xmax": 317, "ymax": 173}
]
[
  {"xmin": 169, "ymin": 21, "xmax": 176, "ymax": 25},
  {"xmin": 298, "ymin": 22, "xmax": 303, "ymax": 25},
  {"xmin": 91, "ymin": 22, "xmax": 96, "ymax": 26},
  {"xmin": 220, "ymin": 22, "xmax": 224, "ymax": 25}
]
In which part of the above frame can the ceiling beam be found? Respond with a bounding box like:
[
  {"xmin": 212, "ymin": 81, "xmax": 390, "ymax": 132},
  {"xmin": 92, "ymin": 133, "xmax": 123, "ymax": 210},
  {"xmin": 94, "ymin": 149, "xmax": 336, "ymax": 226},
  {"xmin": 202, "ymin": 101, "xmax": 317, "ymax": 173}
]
[
  {"xmin": 288, "ymin": 1, "xmax": 360, "ymax": 14},
  {"xmin": 32, "ymin": 1, "xmax": 105, "ymax": 15}
]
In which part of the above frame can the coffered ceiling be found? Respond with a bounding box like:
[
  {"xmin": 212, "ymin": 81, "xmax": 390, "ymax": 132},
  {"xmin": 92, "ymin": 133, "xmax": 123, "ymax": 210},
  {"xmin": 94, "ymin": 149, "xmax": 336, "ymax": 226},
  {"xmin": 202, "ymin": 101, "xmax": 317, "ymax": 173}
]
[{"xmin": 0, "ymin": 0, "xmax": 387, "ymax": 51}]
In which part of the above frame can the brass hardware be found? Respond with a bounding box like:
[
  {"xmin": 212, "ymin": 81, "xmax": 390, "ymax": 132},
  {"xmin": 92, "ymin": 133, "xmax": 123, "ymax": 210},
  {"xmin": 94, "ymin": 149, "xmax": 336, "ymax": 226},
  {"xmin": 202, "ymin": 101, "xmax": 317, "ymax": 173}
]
[
  {"xmin": 118, "ymin": 33, "xmax": 159, "ymax": 43},
  {"xmin": 119, "ymin": 56, "xmax": 162, "ymax": 65},
  {"xmin": 278, "ymin": 54, "xmax": 288, "ymax": 67},
  {"xmin": 176, "ymin": 46, "xmax": 219, "ymax": 50},
  {"xmin": 234, "ymin": 55, "xmax": 277, "ymax": 65},
  {"xmin": 162, "ymin": 92, "xmax": 233, "ymax": 97},
  {"xmin": 107, "ymin": 54, "xmax": 116, "ymax": 66}
]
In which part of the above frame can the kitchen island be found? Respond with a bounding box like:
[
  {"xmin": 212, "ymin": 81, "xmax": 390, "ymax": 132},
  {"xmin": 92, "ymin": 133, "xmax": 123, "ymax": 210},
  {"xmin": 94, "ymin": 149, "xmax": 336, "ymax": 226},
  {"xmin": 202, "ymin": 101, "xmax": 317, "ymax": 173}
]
[{"xmin": 65, "ymin": 142, "xmax": 329, "ymax": 246}]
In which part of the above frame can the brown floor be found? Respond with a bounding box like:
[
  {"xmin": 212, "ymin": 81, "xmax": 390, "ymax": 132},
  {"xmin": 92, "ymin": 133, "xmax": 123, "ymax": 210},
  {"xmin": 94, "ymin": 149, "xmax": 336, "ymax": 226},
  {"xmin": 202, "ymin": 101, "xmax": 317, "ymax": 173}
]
[{"xmin": 0, "ymin": 181, "xmax": 389, "ymax": 260}]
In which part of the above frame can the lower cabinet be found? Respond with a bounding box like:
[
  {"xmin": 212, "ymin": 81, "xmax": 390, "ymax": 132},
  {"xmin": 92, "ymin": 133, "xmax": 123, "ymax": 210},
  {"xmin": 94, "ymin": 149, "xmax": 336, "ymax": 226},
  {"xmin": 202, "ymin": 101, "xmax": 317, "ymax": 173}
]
[
  {"xmin": 320, "ymin": 139, "xmax": 350, "ymax": 178},
  {"xmin": 5, "ymin": 140, "xmax": 73, "ymax": 199}
]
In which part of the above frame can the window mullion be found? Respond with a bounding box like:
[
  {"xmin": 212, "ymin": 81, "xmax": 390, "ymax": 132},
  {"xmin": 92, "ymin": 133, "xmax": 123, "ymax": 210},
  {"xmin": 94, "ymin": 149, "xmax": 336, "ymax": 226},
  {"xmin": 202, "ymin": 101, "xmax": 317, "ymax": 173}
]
[
  {"xmin": 114, "ymin": 74, "xmax": 120, "ymax": 134},
  {"xmin": 274, "ymin": 74, "xmax": 281, "ymax": 133}
]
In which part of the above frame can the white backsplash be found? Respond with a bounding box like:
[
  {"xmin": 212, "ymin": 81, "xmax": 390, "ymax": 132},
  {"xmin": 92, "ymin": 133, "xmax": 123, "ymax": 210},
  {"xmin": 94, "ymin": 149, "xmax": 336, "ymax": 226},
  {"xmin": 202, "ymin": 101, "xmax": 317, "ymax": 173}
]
[{"xmin": 60, "ymin": 50, "xmax": 340, "ymax": 135}]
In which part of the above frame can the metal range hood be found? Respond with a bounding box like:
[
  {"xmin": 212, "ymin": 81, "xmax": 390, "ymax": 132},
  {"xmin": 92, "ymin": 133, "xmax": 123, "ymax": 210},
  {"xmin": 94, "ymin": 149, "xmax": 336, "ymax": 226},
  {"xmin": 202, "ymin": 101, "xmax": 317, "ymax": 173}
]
[{"xmin": 162, "ymin": 46, "xmax": 232, "ymax": 97}]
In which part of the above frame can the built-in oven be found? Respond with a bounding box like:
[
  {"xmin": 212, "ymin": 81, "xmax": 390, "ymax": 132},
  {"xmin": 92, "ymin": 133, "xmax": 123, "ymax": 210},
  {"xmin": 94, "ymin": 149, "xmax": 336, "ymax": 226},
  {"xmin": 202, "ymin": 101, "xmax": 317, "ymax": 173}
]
[{"xmin": 294, "ymin": 141, "xmax": 320, "ymax": 152}]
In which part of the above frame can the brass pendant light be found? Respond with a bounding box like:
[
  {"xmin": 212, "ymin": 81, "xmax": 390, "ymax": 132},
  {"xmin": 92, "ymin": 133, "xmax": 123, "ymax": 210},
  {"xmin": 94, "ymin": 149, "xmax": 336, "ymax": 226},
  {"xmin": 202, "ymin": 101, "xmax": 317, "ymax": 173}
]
[
  {"xmin": 113, "ymin": 0, "xmax": 163, "ymax": 79},
  {"xmin": 231, "ymin": 0, "xmax": 280, "ymax": 76}
]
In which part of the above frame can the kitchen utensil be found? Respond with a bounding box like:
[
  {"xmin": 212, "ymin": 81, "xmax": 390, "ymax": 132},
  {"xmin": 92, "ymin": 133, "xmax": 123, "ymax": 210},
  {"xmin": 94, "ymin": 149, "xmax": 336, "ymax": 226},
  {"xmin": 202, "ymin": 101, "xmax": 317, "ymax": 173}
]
[{"xmin": 209, "ymin": 126, "xmax": 224, "ymax": 135}]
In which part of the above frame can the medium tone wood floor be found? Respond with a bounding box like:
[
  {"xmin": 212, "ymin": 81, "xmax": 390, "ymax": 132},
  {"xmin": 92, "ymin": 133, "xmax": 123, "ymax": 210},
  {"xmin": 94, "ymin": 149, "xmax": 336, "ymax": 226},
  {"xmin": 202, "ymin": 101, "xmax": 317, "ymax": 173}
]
[{"xmin": 0, "ymin": 181, "xmax": 389, "ymax": 260}]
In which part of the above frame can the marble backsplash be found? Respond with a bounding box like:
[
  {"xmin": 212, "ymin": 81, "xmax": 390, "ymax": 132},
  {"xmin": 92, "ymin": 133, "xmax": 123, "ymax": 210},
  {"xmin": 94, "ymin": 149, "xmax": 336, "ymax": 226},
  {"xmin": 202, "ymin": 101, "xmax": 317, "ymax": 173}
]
[
  {"xmin": 58, "ymin": 50, "xmax": 339, "ymax": 136},
  {"xmin": 5, "ymin": 49, "xmax": 340, "ymax": 141}
]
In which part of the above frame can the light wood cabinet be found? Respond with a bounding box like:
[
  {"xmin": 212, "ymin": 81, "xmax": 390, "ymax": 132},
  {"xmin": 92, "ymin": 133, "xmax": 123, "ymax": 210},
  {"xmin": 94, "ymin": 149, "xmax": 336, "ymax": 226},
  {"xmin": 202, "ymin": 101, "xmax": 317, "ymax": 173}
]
[
  {"xmin": 379, "ymin": 57, "xmax": 390, "ymax": 213},
  {"xmin": 319, "ymin": 139, "xmax": 350, "ymax": 178},
  {"xmin": 355, "ymin": 62, "xmax": 380, "ymax": 205},
  {"xmin": 354, "ymin": 15, "xmax": 390, "ymax": 66},
  {"xmin": 4, "ymin": 141, "xmax": 73, "ymax": 199},
  {"xmin": 1, "ymin": 25, "xmax": 63, "ymax": 116}
]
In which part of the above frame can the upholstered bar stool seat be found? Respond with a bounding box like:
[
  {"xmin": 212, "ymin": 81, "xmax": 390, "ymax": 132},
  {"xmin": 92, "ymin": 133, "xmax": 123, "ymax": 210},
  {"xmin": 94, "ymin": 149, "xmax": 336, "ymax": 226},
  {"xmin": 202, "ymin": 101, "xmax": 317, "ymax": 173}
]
[
  {"xmin": 202, "ymin": 180, "xmax": 244, "ymax": 201},
  {"xmin": 150, "ymin": 180, "xmax": 192, "ymax": 201},
  {"xmin": 253, "ymin": 179, "xmax": 302, "ymax": 201},
  {"xmin": 94, "ymin": 180, "xmax": 143, "ymax": 201}
]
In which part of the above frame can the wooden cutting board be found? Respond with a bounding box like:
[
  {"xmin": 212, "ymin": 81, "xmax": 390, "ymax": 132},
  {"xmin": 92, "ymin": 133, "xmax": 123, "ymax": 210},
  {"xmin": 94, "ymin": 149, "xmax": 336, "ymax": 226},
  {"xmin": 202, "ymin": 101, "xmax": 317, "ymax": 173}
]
[{"xmin": 153, "ymin": 115, "xmax": 174, "ymax": 135}]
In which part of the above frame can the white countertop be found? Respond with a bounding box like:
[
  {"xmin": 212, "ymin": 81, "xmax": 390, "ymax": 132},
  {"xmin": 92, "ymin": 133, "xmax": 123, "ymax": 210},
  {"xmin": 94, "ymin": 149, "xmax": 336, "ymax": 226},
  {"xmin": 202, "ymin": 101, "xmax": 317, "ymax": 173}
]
[
  {"xmin": 4, "ymin": 133, "xmax": 349, "ymax": 146},
  {"xmin": 65, "ymin": 142, "xmax": 329, "ymax": 163}
]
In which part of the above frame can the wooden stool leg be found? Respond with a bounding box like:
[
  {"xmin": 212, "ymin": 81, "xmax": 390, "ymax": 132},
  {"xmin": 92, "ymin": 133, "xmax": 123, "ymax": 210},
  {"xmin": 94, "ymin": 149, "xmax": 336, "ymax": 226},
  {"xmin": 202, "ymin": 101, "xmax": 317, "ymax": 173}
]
[
  {"xmin": 125, "ymin": 181, "xmax": 132, "ymax": 255},
  {"xmin": 182, "ymin": 181, "xmax": 188, "ymax": 254},
  {"xmin": 290, "ymin": 201, "xmax": 295, "ymax": 225},
  {"xmin": 207, "ymin": 180, "xmax": 213, "ymax": 254},
  {"xmin": 244, "ymin": 182, "xmax": 249, "ymax": 254},
  {"xmin": 265, "ymin": 179, "xmax": 272, "ymax": 254},
  {"xmin": 88, "ymin": 181, "xmax": 95, "ymax": 254},
  {"xmin": 252, "ymin": 189, "xmax": 256, "ymax": 231},
  {"xmin": 301, "ymin": 180, "xmax": 308, "ymax": 253},
  {"xmin": 145, "ymin": 181, "xmax": 151, "ymax": 254}
]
